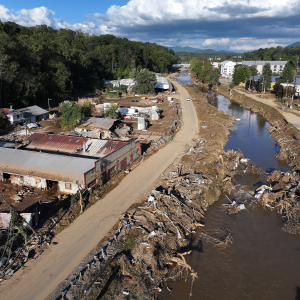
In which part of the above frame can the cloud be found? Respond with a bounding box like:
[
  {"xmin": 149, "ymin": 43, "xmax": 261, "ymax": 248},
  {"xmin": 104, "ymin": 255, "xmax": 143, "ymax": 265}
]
[
  {"xmin": 0, "ymin": 1, "xmax": 299, "ymax": 51},
  {"xmin": 202, "ymin": 38, "xmax": 231, "ymax": 47}
]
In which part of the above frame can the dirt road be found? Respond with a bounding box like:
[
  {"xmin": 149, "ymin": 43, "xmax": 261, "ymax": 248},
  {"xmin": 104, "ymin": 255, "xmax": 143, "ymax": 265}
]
[
  {"xmin": 0, "ymin": 80, "xmax": 198, "ymax": 300},
  {"xmin": 234, "ymin": 89, "xmax": 300, "ymax": 130}
]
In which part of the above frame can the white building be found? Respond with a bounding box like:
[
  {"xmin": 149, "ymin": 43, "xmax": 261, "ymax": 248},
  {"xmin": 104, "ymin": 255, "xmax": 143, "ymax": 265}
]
[
  {"xmin": 105, "ymin": 74, "xmax": 172, "ymax": 91},
  {"xmin": 242, "ymin": 61, "xmax": 287, "ymax": 75},
  {"xmin": 219, "ymin": 61, "xmax": 241, "ymax": 77},
  {"xmin": 2, "ymin": 105, "xmax": 49, "ymax": 125},
  {"xmin": 212, "ymin": 62, "xmax": 220, "ymax": 68}
]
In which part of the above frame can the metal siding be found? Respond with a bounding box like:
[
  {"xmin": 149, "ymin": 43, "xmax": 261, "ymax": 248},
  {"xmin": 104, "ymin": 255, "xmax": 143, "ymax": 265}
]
[{"xmin": 120, "ymin": 158, "xmax": 127, "ymax": 169}]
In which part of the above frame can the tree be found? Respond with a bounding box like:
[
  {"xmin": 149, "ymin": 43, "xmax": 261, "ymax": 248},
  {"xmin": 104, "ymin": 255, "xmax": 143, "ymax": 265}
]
[
  {"xmin": 60, "ymin": 102, "xmax": 83, "ymax": 130},
  {"xmin": 234, "ymin": 65, "xmax": 250, "ymax": 85},
  {"xmin": 130, "ymin": 68, "xmax": 157, "ymax": 94},
  {"xmin": 104, "ymin": 101, "xmax": 119, "ymax": 119},
  {"xmin": 81, "ymin": 102, "xmax": 92, "ymax": 117},
  {"xmin": 280, "ymin": 63, "xmax": 294, "ymax": 83},
  {"xmin": 273, "ymin": 83, "xmax": 284, "ymax": 99},
  {"xmin": 0, "ymin": 110, "xmax": 6, "ymax": 128},
  {"xmin": 207, "ymin": 68, "xmax": 220, "ymax": 86},
  {"xmin": 260, "ymin": 62, "xmax": 272, "ymax": 91}
]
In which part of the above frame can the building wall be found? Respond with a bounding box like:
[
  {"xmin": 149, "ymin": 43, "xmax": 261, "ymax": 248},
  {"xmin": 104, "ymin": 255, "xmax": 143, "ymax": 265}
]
[
  {"xmin": 10, "ymin": 174, "xmax": 47, "ymax": 189},
  {"xmin": 102, "ymin": 141, "xmax": 140, "ymax": 180},
  {"xmin": 58, "ymin": 181, "xmax": 79, "ymax": 194}
]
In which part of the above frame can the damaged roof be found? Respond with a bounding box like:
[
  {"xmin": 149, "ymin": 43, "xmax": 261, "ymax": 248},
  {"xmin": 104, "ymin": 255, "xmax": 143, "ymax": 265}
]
[
  {"xmin": 78, "ymin": 117, "xmax": 118, "ymax": 130},
  {"xmin": 0, "ymin": 148, "xmax": 98, "ymax": 183},
  {"xmin": 10, "ymin": 105, "xmax": 49, "ymax": 117},
  {"xmin": 27, "ymin": 133, "xmax": 128, "ymax": 157}
]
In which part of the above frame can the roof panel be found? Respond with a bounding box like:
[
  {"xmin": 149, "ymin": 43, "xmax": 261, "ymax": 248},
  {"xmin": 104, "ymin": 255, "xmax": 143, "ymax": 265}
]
[{"xmin": 0, "ymin": 148, "xmax": 98, "ymax": 183}]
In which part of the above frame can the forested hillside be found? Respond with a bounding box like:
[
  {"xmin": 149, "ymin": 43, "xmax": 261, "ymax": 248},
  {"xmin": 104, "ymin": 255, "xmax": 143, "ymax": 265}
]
[
  {"xmin": 244, "ymin": 46, "xmax": 300, "ymax": 66},
  {"xmin": 0, "ymin": 21, "xmax": 177, "ymax": 108}
]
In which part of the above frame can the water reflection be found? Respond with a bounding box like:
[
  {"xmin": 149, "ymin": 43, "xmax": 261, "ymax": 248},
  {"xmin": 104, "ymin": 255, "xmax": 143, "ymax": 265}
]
[
  {"xmin": 176, "ymin": 73, "xmax": 192, "ymax": 85},
  {"xmin": 208, "ymin": 94, "xmax": 289, "ymax": 172}
]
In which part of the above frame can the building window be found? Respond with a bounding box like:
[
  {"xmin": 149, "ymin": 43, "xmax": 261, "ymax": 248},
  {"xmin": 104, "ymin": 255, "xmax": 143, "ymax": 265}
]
[
  {"xmin": 65, "ymin": 183, "xmax": 72, "ymax": 190},
  {"xmin": 108, "ymin": 166, "xmax": 116, "ymax": 174},
  {"xmin": 88, "ymin": 179, "xmax": 96, "ymax": 188}
]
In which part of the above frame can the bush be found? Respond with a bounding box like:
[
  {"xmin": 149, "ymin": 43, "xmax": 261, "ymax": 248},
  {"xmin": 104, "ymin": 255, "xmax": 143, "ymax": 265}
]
[{"xmin": 229, "ymin": 83, "xmax": 235, "ymax": 89}]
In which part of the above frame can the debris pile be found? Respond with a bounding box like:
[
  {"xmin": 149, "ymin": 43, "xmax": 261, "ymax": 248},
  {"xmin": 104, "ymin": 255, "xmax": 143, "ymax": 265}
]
[
  {"xmin": 53, "ymin": 169, "xmax": 209, "ymax": 300},
  {"xmin": 0, "ymin": 231, "xmax": 53, "ymax": 280},
  {"xmin": 256, "ymin": 170, "xmax": 300, "ymax": 234},
  {"xmin": 151, "ymin": 119, "xmax": 182, "ymax": 150}
]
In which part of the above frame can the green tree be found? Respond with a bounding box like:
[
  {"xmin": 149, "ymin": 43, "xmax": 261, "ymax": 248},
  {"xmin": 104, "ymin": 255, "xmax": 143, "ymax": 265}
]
[
  {"xmin": 60, "ymin": 102, "xmax": 83, "ymax": 130},
  {"xmin": 130, "ymin": 68, "xmax": 157, "ymax": 94},
  {"xmin": 104, "ymin": 101, "xmax": 119, "ymax": 119},
  {"xmin": 280, "ymin": 63, "xmax": 294, "ymax": 83},
  {"xmin": 234, "ymin": 65, "xmax": 251, "ymax": 85},
  {"xmin": 260, "ymin": 62, "xmax": 272, "ymax": 91},
  {"xmin": 0, "ymin": 111, "xmax": 6, "ymax": 128},
  {"xmin": 207, "ymin": 68, "xmax": 220, "ymax": 86},
  {"xmin": 81, "ymin": 102, "xmax": 92, "ymax": 117}
]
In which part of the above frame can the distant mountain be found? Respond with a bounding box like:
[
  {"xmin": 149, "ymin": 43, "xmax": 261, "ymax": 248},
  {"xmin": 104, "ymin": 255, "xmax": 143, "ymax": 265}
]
[
  {"xmin": 168, "ymin": 46, "xmax": 235, "ymax": 54},
  {"xmin": 286, "ymin": 41, "xmax": 300, "ymax": 48}
]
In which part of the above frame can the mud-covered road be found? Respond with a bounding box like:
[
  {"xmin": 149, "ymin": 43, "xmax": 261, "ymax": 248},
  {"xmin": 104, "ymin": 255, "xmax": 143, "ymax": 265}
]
[{"xmin": 0, "ymin": 80, "xmax": 198, "ymax": 300}]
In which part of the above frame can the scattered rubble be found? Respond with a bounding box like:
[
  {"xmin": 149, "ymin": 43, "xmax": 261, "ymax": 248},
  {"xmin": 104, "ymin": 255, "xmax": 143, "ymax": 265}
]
[
  {"xmin": 0, "ymin": 230, "xmax": 53, "ymax": 280},
  {"xmin": 256, "ymin": 170, "xmax": 300, "ymax": 234}
]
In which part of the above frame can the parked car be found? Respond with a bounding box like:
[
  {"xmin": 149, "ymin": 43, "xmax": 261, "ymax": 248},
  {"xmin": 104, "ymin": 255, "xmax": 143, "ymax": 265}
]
[
  {"xmin": 131, "ymin": 99, "xmax": 139, "ymax": 102},
  {"xmin": 156, "ymin": 98, "xmax": 163, "ymax": 102},
  {"xmin": 187, "ymin": 97, "xmax": 191, "ymax": 101},
  {"xmin": 152, "ymin": 99, "xmax": 158, "ymax": 103}
]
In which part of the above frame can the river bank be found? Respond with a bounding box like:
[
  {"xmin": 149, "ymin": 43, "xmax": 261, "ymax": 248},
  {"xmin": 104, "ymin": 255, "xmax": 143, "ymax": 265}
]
[
  {"xmin": 218, "ymin": 83, "xmax": 300, "ymax": 172},
  {"xmin": 57, "ymin": 78, "xmax": 270, "ymax": 300}
]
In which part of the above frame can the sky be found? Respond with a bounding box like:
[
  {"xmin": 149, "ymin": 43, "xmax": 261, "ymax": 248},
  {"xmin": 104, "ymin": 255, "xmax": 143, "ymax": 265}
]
[{"xmin": 0, "ymin": 0, "xmax": 299, "ymax": 52}]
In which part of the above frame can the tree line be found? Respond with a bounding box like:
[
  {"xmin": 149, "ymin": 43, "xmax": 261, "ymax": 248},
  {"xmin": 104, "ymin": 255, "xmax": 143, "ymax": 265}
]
[
  {"xmin": 190, "ymin": 59, "xmax": 220, "ymax": 86},
  {"xmin": 0, "ymin": 21, "xmax": 177, "ymax": 109}
]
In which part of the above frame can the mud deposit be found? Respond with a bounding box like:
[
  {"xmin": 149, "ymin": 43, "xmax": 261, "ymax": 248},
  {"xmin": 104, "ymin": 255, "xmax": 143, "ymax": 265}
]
[{"xmin": 159, "ymin": 86, "xmax": 300, "ymax": 300}]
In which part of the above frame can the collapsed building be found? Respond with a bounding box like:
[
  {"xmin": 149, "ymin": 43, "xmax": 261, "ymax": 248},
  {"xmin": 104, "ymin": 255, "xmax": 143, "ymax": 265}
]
[{"xmin": 74, "ymin": 117, "xmax": 131, "ymax": 139}]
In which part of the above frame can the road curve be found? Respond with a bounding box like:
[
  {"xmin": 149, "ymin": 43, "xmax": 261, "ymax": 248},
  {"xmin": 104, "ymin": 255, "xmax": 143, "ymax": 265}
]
[{"xmin": 0, "ymin": 79, "xmax": 198, "ymax": 300}]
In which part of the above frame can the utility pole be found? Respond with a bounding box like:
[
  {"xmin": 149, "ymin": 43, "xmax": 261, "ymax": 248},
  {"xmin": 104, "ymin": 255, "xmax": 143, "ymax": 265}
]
[
  {"xmin": 291, "ymin": 56, "xmax": 299, "ymax": 108},
  {"xmin": 48, "ymin": 98, "xmax": 52, "ymax": 112},
  {"xmin": 286, "ymin": 81, "xmax": 288, "ymax": 98}
]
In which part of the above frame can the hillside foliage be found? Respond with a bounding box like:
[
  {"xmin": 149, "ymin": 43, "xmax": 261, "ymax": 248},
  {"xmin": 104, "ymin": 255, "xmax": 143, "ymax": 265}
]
[{"xmin": 0, "ymin": 21, "xmax": 177, "ymax": 109}]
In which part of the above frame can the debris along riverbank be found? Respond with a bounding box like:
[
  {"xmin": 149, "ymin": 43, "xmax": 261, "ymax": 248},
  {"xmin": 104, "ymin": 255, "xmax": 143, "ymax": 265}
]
[
  {"xmin": 256, "ymin": 170, "xmax": 300, "ymax": 234},
  {"xmin": 218, "ymin": 83, "xmax": 300, "ymax": 172},
  {"xmin": 50, "ymin": 83, "xmax": 265, "ymax": 300}
]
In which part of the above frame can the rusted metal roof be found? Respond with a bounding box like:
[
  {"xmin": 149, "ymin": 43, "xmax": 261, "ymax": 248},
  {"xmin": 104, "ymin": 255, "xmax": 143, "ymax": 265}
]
[
  {"xmin": 27, "ymin": 133, "xmax": 128, "ymax": 158},
  {"xmin": 0, "ymin": 148, "xmax": 98, "ymax": 183},
  {"xmin": 28, "ymin": 133, "xmax": 89, "ymax": 152},
  {"xmin": 1, "ymin": 108, "xmax": 13, "ymax": 116}
]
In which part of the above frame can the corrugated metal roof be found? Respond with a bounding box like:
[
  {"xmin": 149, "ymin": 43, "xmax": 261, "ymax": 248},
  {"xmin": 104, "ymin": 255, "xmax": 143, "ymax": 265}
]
[
  {"xmin": 26, "ymin": 133, "xmax": 128, "ymax": 157},
  {"xmin": 78, "ymin": 117, "xmax": 118, "ymax": 130},
  {"xmin": 9, "ymin": 105, "xmax": 49, "ymax": 117},
  {"xmin": 0, "ymin": 148, "xmax": 97, "ymax": 183},
  {"xmin": 28, "ymin": 133, "xmax": 89, "ymax": 152}
]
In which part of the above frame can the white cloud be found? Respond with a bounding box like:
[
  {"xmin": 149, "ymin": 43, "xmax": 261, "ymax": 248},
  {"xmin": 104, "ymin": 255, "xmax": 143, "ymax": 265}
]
[
  {"xmin": 89, "ymin": 0, "xmax": 299, "ymax": 31},
  {"xmin": 202, "ymin": 38, "xmax": 231, "ymax": 47}
]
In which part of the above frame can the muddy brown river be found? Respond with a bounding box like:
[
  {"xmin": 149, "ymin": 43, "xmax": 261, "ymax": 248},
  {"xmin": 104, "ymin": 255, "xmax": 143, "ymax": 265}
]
[{"xmin": 160, "ymin": 77, "xmax": 300, "ymax": 300}]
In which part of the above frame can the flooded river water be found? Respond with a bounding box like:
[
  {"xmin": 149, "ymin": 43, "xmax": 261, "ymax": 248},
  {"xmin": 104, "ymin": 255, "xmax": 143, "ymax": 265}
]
[{"xmin": 159, "ymin": 75, "xmax": 300, "ymax": 300}]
